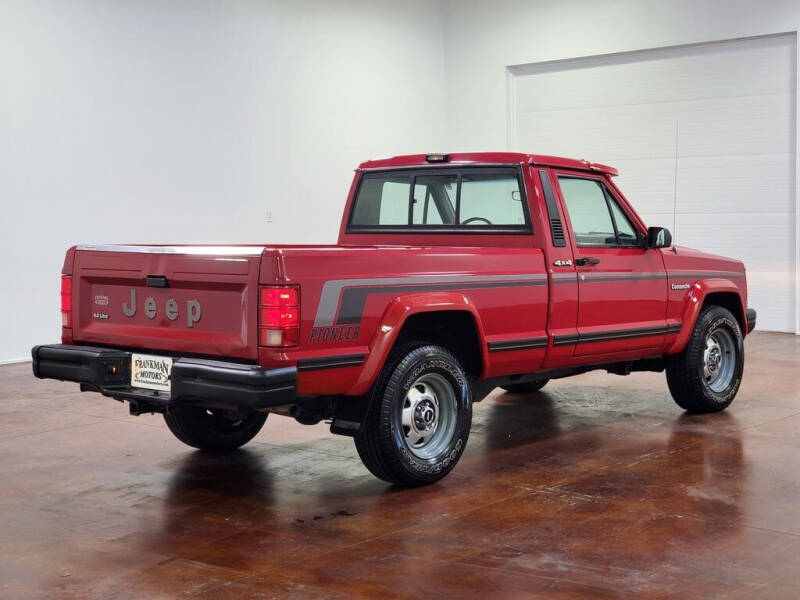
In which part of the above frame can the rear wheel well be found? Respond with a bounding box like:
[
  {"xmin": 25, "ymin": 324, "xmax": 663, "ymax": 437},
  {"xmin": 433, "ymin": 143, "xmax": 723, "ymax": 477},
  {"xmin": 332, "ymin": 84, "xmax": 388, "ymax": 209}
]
[
  {"xmin": 702, "ymin": 292, "xmax": 745, "ymax": 332},
  {"xmin": 394, "ymin": 311, "xmax": 482, "ymax": 377},
  {"xmin": 329, "ymin": 310, "xmax": 482, "ymax": 437}
]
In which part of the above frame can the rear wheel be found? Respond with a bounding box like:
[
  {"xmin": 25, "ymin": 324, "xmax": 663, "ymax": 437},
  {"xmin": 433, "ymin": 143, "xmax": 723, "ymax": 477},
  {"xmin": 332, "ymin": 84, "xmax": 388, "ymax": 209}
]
[
  {"xmin": 164, "ymin": 406, "xmax": 267, "ymax": 451},
  {"xmin": 666, "ymin": 306, "xmax": 744, "ymax": 413},
  {"xmin": 501, "ymin": 379, "xmax": 550, "ymax": 394},
  {"xmin": 354, "ymin": 344, "xmax": 472, "ymax": 486}
]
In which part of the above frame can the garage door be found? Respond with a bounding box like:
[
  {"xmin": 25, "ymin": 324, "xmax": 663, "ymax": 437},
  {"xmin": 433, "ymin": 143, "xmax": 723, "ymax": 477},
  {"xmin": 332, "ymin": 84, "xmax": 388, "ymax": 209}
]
[{"xmin": 510, "ymin": 34, "xmax": 796, "ymax": 333}]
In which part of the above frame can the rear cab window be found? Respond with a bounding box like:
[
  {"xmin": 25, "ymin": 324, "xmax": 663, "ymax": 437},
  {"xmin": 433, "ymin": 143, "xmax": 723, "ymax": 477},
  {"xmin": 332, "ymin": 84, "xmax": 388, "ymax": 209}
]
[{"xmin": 348, "ymin": 167, "xmax": 531, "ymax": 233}]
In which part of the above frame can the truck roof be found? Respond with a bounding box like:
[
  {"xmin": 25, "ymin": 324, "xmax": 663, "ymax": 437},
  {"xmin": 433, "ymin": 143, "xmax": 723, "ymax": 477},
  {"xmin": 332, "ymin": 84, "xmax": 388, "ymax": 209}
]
[{"xmin": 358, "ymin": 152, "xmax": 619, "ymax": 177}]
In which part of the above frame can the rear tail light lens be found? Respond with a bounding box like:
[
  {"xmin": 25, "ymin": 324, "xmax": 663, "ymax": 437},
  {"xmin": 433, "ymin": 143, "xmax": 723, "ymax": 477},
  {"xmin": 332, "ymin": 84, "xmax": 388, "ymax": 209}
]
[
  {"xmin": 260, "ymin": 286, "xmax": 299, "ymax": 307},
  {"xmin": 259, "ymin": 285, "xmax": 299, "ymax": 347},
  {"xmin": 260, "ymin": 306, "xmax": 299, "ymax": 327},
  {"xmin": 61, "ymin": 275, "xmax": 72, "ymax": 328}
]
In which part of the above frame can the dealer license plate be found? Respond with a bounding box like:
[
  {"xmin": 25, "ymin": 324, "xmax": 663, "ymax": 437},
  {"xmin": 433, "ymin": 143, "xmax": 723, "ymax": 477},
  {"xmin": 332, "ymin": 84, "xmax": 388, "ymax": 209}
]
[{"xmin": 131, "ymin": 353, "xmax": 173, "ymax": 393}]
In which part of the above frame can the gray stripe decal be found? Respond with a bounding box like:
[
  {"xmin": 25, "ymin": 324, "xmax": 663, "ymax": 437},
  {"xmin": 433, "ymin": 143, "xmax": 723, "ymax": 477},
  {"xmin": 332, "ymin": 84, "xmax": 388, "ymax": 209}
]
[
  {"xmin": 312, "ymin": 270, "xmax": 743, "ymax": 327},
  {"xmin": 552, "ymin": 270, "xmax": 744, "ymax": 285},
  {"xmin": 336, "ymin": 280, "xmax": 547, "ymax": 325},
  {"xmin": 552, "ymin": 272, "xmax": 578, "ymax": 284},
  {"xmin": 579, "ymin": 271, "xmax": 666, "ymax": 283},
  {"xmin": 313, "ymin": 273, "xmax": 547, "ymax": 327}
]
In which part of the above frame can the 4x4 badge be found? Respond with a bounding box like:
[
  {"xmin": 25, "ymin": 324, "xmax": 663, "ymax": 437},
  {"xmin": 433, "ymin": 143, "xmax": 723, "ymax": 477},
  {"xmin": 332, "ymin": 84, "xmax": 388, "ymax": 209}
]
[{"xmin": 553, "ymin": 259, "xmax": 573, "ymax": 267}]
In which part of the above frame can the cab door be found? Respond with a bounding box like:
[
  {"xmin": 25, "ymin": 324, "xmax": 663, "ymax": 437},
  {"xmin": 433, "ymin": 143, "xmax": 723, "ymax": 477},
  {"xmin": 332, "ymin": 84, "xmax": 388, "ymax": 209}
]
[{"xmin": 553, "ymin": 172, "xmax": 668, "ymax": 357}]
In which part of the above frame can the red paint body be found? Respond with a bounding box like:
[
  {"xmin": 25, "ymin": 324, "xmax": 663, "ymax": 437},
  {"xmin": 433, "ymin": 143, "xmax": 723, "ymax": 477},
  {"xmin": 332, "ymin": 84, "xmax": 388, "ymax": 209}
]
[{"xmin": 60, "ymin": 153, "xmax": 749, "ymax": 397}]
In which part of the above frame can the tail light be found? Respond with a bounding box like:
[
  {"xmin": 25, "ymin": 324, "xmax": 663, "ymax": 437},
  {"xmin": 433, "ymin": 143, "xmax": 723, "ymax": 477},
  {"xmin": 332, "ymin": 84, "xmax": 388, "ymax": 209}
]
[
  {"xmin": 259, "ymin": 285, "xmax": 299, "ymax": 347},
  {"xmin": 61, "ymin": 275, "xmax": 73, "ymax": 328}
]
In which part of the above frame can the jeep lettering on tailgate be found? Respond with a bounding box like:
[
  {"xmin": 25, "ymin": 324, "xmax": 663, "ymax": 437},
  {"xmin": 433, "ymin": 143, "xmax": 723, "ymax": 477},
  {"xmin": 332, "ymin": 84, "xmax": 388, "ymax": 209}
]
[{"xmin": 121, "ymin": 289, "xmax": 202, "ymax": 327}]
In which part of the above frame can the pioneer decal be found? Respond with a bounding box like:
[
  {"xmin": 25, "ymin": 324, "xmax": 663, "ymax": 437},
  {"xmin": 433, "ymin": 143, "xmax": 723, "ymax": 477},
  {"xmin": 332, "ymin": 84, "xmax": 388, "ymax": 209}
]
[
  {"xmin": 122, "ymin": 289, "xmax": 202, "ymax": 327},
  {"xmin": 94, "ymin": 294, "xmax": 109, "ymax": 306},
  {"xmin": 310, "ymin": 325, "xmax": 360, "ymax": 343}
]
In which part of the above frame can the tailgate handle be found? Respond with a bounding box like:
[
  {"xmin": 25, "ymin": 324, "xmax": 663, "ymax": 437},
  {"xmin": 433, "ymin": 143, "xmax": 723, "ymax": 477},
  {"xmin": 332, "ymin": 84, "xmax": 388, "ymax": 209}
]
[{"xmin": 146, "ymin": 275, "xmax": 169, "ymax": 288}]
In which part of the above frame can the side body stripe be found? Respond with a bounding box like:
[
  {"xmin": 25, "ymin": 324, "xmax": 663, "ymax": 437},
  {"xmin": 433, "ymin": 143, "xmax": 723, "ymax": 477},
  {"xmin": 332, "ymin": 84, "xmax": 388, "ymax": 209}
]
[
  {"xmin": 310, "ymin": 270, "xmax": 742, "ymax": 328},
  {"xmin": 553, "ymin": 323, "xmax": 681, "ymax": 346},
  {"xmin": 313, "ymin": 274, "xmax": 547, "ymax": 327}
]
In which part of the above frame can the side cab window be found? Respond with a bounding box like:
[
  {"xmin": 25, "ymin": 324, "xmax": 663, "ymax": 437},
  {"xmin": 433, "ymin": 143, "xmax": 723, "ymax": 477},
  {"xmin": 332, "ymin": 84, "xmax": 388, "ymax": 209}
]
[{"xmin": 557, "ymin": 176, "xmax": 641, "ymax": 247}]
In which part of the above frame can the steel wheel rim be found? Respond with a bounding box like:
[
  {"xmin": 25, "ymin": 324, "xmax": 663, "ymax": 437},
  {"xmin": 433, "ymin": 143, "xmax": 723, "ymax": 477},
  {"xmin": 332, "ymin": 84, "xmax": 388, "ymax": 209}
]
[
  {"xmin": 703, "ymin": 328, "xmax": 736, "ymax": 393},
  {"xmin": 400, "ymin": 373, "xmax": 457, "ymax": 460}
]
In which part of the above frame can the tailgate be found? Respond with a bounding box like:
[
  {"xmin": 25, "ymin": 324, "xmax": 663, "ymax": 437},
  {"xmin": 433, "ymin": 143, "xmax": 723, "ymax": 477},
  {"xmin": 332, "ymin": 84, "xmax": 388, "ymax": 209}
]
[{"xmin": 71, "ymin": 245, "xmax": 264, "ymax": 359}]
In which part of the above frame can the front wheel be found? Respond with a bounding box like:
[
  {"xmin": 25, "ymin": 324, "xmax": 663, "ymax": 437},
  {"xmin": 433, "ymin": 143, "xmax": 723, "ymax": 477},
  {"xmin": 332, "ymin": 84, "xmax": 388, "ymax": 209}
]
[
  {"xmin": 354, "ymin": 344, "xmax": 472, "ymax": 486},
  {"xmin": 666, "ymin": 306, "xmax": 744, "ymax": 413},
  {"xmin": 164, "ymin": 406, "xmax": 267, "ymax": 451}
]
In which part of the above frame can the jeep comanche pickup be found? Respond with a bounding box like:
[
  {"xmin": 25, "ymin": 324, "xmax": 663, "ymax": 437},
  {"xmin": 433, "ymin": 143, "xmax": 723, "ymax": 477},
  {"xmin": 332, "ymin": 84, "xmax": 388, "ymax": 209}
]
[{"xmin": 32, "ymin": 152, "xmax": 756, "ymax": 486}]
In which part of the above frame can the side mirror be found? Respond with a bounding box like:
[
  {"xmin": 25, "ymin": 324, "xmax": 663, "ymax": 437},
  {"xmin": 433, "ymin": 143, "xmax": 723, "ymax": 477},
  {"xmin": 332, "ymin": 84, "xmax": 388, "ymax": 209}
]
[{"xmin": 646, "ymin": 226, "xmax": 672, "ymax": 249}]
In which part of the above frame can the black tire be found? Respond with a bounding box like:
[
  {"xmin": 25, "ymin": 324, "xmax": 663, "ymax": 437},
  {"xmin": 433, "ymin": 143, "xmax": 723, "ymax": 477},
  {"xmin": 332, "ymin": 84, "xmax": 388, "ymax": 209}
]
[
  {"xmin": 163, "ymin": 406, "xmax": 267, "ymax": 451},
  {"xmin": 501, "ymin": 379, "xmax": 550, "ymax": 394},
  {"xmin": 666, "ymin": 306, "xmax": 744, "ymax": 413},
  {"xmin": 354, "ymin": 344, "xmax": 472, "ymax": 486}
]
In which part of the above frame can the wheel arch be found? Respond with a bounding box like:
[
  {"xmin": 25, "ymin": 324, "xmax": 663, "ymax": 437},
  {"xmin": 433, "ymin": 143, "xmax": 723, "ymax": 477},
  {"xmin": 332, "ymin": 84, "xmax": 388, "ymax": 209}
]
[
  {"xmin": 703, "ymin": 291, "xmax": 746, "ymax": 332},
  {"xmin": 345, "ymin": 292, "xmax": 488, "ymax": 396},
  {"xmin": 668, "ymin": 280, "xmax": 747, "ymax": 354}
]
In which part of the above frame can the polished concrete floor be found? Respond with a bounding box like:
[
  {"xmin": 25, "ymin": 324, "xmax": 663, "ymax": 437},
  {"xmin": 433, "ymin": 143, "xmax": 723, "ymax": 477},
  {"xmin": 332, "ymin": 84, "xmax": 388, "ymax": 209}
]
[{"xmin": 2, "ymin": 331, "xmax": 800, "ymax": 599}]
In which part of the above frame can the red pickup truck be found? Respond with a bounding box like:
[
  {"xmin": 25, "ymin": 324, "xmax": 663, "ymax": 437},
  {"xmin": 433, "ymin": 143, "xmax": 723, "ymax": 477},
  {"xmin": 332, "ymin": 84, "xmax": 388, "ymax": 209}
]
[{"xmin": 32, "ymin": 152, "xmax": 755, "ymax": 486}]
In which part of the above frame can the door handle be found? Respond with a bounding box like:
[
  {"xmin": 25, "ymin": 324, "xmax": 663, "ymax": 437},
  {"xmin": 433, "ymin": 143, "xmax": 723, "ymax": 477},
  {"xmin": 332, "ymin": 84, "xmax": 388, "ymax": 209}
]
[{"xmin": 576, "ymin": 257, "xmax": 600, "ymax": 266}]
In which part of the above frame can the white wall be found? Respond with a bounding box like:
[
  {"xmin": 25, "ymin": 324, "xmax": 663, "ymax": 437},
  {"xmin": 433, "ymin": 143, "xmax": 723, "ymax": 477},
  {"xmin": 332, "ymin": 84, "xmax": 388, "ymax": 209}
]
[
  {"xmin": 0, "ymin": 0, "xmax": 447, "ymax": 362},
  {"xmin": 443, "ymin": 0, "xmax": 800, "ymax": 149},
  {"xmin": 442, "ymin": 0, "xmax": 800, "ymax": 333}
]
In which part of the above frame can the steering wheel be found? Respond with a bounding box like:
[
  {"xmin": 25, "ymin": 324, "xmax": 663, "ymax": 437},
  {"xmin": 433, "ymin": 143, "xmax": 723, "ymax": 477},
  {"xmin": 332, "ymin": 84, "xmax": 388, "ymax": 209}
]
[{"xmin": 462, "ymin": 217, "xmax": 493, "ymax": 225}]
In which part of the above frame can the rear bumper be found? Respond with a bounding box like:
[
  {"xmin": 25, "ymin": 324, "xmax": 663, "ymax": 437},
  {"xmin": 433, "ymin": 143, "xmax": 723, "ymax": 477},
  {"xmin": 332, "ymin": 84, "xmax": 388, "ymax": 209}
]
[
  {"xmin": 746, "ymin": 308, "xmax": 757, "ymax": 333},
  {"xmin": 31, "ymin": 344, "xmax": 296, "ymax": 412}
]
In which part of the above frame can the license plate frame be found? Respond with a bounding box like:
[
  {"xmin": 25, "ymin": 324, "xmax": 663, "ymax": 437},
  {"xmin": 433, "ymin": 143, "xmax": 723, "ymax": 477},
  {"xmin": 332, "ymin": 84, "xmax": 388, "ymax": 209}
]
[{"xmin": 130, "ymin": 353, "xmax": 173, "ymax": 393}]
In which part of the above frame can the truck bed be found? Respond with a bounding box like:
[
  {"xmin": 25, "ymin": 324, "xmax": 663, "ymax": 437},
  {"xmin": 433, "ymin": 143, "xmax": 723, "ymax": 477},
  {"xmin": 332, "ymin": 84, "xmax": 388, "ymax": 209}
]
[{"xmin": 68, "ymin": 243, "xmax": 550, "ymax": 395}]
